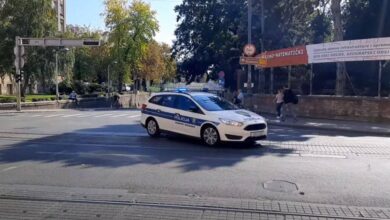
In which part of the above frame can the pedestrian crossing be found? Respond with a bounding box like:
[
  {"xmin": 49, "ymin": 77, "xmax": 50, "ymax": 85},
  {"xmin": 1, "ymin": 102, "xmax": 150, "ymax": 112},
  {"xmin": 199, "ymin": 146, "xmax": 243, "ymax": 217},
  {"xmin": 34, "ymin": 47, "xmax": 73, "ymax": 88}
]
[{"xmin": 9, "ymin": 112, "xmax": 142, "ymax": 120}]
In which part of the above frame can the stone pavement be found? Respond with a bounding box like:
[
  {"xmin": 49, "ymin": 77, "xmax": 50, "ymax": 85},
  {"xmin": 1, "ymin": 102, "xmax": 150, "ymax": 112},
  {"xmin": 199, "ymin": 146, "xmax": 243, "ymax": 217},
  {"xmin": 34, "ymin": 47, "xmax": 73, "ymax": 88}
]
[
  {"xmin": 263, "ymin": 113, "xmax": 390, "ymax": 136},
  {"xmin": 0, "ymin": 184, "xmax": 389, "ymax": 220}
]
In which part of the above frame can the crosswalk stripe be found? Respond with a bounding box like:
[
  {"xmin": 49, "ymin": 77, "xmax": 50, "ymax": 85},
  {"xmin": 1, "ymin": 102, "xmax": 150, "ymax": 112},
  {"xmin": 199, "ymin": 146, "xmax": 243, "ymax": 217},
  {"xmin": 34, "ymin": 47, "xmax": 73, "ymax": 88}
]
[
  {"xmin": 94, "ymin": 114, "xmax": 113, "ymax": 118},
  {"xmin": 44, "ymin": 114, "xmax": 64, "ymax": 118},
  {"xmin": 61, "ymin": 114, "xmax": 82, "ymax": 118},
  {"xmin": 76, "ymin": 114, "xmax": 94, "ymax": 118},
  {"xmin": 110, "ymin": 114, "xmax": 129, "ymax": 118},
  {"xmin": 127, "ymin": 115, "xmax": 141, "ymax": 118}
]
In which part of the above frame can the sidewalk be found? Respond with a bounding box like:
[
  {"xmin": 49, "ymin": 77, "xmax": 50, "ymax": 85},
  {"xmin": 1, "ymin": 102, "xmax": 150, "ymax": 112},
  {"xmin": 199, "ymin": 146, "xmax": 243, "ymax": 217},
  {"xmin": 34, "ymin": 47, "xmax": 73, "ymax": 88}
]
[
  {"xmin": 263, "ymin": 113, "xmax": 390, "ymax": 136},
  {"xmin": 1, "ymin": 184, "xmax": 389, "ymax": 220}
]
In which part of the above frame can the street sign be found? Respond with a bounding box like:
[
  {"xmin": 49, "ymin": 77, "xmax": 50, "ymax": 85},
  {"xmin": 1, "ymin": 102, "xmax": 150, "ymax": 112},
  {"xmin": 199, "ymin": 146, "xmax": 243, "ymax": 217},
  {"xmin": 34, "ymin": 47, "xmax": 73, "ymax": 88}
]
[
  {"xmin": 243, "ymin": 44, "xmax": 256, "ymax": 57},
  {"xmin": 240, "ymin": 56, "xmax": 260, "ymax": 65},
  {"xmin": 14, "ymin": 46, "xmax": 25, "ymax": 69}
]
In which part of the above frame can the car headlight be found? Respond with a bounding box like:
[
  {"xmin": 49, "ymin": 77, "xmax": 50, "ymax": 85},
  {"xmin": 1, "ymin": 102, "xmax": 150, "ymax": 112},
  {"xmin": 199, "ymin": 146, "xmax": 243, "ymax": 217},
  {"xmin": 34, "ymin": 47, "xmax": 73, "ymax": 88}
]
[{"xmin": 219, "ymin": 118, "xmax": 244, "ymax": 127}]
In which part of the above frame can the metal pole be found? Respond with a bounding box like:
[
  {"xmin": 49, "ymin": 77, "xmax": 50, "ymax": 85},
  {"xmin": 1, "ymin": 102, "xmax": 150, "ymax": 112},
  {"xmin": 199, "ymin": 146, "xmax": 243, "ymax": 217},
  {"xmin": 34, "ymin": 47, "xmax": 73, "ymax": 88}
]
[
  {"xmin": 107, "ymin": 65, "xmax": 110, "ymax": 97},
  {"xmin": 270, "ymin": 68, "xmax": 274, "ymax": 94},
  {"xmin": 15, "ymin": 37, "xmax": 22, "ymax": 112},
  {"xmin": 55, "ymin": 51, "xmax": 59, "ymax": 102},
  {"xmin": 247, "ymin": 0, "xmax": 252, "ymax": 94},
  {"xmin": 288, "ymin": 66, "xmax": 292, "ymax": 88},
  {"xmin": 310, "ymin": 64, "xmax": 313, "ymax": 95},
  {"xmin": 378, "ymin": 61, "xmax": 382, "ymax": 98}
]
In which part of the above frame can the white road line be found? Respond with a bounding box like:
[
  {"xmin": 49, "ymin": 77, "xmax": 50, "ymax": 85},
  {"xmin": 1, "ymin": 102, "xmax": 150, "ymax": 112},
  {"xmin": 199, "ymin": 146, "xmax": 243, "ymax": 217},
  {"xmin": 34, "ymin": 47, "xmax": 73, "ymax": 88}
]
[
  {"xmin": 110, "ymin": 114, "xmax": 129, "ymax": 118},
  {"xmin": 300, "ymin": 154, "xmax": 346, "ymax": 159},
  {"xmin": 61, "ymin": 114, "xmax": 83, "ymax": 118},
  {"xmin": 127, "ymin": 115, "xmax": 141, "ymax": 118},
  {"xmin": 44, "ymin": 114, "xmax": 64, "ymax": 118},
  {"xmin": 76, "ymin": 114, "xmax": 94, "ymax": 118},
  {"xmin": 94, "ymin": 114, "xmax": 114, "ymax": 118},
  {"xmin": 0, "ymin": 166, "xmax": 19, "ymax": 173},
  {"xmin": 31, "ymin": 115, "xmax": 43, "ymax": 117}
]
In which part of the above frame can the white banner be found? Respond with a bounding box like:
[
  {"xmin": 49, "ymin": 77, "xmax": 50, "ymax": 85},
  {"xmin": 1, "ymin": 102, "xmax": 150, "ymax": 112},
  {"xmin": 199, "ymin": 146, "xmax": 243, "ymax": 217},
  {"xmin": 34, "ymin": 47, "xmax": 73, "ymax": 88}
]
[{"xmin": 307, "ymin": 37, "xmax": 390, "ymax": 63}]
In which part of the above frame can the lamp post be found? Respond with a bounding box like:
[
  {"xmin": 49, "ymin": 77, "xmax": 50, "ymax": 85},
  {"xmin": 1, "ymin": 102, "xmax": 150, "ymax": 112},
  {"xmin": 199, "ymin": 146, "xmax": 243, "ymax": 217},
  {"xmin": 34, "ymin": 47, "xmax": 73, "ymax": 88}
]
[
  {"xmin": 54, "ymin": 47, "xmax": 69, "ymax": 101},
  {"xmin": 107, "ymin": 61, "xmax": 117, "ymax": 98},
  {"xmin": 247, "ymin": 0, "xmax": 252, "ymax": 94}
]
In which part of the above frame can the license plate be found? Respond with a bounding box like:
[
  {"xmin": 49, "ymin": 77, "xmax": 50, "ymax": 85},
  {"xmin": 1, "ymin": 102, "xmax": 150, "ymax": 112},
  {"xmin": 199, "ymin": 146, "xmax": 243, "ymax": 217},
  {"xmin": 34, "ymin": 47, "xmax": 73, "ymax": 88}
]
[{"xmin": 250, "ymin": 131, "xmax": 263, "ymax": 137}]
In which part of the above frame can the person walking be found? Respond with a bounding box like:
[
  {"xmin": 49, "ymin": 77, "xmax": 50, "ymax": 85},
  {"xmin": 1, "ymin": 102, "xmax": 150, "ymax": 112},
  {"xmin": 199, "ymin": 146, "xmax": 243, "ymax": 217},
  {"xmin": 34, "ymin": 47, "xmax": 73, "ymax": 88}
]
[
  {"xmin": 282, "ymin": 85, "xmax": 298, "ymax": 122},
  {"xmin": 237, "ymin": 89, "xmax": 244, "ymax": 107},
  {"xmin": 274, "ymin": 88, "xmax": 284, "ymax": 120},
  {"xmin": 233, "ymin": 90, "xmax": 239, "ymax": 105}
]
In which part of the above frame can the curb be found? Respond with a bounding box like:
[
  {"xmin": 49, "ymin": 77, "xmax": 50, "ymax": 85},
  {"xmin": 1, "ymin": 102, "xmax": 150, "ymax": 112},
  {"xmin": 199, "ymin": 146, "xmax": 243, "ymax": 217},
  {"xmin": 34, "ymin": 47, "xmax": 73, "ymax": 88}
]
[{"xmin": 268, "ymin": 121, "xmax": 390, "ymax": 137}]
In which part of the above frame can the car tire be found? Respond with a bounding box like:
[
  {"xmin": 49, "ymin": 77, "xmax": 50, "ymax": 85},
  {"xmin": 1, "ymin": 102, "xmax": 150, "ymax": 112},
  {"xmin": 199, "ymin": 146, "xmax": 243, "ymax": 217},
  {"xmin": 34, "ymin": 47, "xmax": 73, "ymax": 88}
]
[
  {"xmin": 146, "ymin": 118, "xmax": 160, "ymax": 137},
  {"xmin": 202, "ymin": 125, "xmax": 220, "ymax": 147}
]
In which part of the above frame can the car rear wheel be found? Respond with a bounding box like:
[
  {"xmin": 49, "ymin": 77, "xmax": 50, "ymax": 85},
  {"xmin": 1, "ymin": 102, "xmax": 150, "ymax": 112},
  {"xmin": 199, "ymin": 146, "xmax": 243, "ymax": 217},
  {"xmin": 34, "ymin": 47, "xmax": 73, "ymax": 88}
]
[
  {"xmin": 202, "ymin": 126, "xmax": 220, "ymax": 147},
  {"xmin": 146, "ymin": 118, "xmax": 160, "ymax": 137}
]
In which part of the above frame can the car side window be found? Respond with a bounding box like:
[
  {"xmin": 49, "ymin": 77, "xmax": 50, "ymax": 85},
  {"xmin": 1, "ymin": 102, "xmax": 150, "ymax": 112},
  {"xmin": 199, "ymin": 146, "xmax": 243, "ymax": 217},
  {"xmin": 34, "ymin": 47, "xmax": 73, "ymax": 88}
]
[
  {"xmin": 149, "ymin": 95, "xmax": 163, "ymax": 105},
  {"xmin": 160, "ymin": 95, "xmax": 176, "ymax": 108},
  {"xmin": 174, "ymin": 96, "xmax": 200, "ymax": 113}
]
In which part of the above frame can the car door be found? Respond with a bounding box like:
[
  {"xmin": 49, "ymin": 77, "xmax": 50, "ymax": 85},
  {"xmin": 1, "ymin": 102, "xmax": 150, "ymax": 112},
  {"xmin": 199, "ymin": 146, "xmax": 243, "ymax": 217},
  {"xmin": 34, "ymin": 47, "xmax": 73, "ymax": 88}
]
[
  {"xmin": 151, "ymin": 95, "xmax": 177, "ymax": 131},
  {"xmin": 172, "ymin": 95, "xmax": 204, "ymax": 137}
]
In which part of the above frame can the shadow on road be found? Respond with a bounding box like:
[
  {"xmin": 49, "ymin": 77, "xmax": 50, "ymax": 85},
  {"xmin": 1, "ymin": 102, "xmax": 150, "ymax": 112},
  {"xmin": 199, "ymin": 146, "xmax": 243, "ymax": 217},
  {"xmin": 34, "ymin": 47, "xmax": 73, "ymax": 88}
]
[{"xmin": 0, "ymin": 124, "xmax": 300, "ymax": 172}]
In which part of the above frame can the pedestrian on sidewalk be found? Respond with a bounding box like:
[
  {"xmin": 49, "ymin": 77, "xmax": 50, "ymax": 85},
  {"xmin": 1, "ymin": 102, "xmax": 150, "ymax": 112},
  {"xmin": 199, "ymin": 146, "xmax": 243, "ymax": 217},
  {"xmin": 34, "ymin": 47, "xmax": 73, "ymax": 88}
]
[
  {"xmin": 237, "ymin": 89, "xmax": 244, "ymax": 108},
  {"xmin": 232, "ymin": 90, "xmax": 239, "ymax": 105},
  {"xmin": 282, "ymin": 85, "xmax": 298, "ymax": 122},
  {"xmin": 274, "ymin": 88, "xmax": 284, "ymax": 120}
]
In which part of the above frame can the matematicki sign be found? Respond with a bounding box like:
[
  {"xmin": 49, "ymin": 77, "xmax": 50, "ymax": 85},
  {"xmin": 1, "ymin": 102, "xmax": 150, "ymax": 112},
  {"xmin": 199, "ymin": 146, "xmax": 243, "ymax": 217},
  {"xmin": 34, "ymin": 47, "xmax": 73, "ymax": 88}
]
[
  {"xmin": 257, "ymin": 46, "xmax": 308, "ymax": 68},
  {"xmin": 307, "ymin": 37, "xmax": 390, "ymax": 63}
]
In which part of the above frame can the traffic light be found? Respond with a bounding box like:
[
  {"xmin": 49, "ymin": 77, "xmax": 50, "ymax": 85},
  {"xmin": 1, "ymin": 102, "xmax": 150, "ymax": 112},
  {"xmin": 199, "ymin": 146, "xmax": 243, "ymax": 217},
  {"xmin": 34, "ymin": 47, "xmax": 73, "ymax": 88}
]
[
  {"xmin": 16, "ymin": 74, "xmax": 21, "ymax": 82},
  {"xmin": 15, "ymin": 71, "xmax": 24, "ymax": 83}
]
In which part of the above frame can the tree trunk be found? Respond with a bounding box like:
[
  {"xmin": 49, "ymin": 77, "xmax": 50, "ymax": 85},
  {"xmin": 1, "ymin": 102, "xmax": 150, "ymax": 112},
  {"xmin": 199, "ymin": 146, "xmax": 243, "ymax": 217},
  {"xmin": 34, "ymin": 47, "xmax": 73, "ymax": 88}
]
[{"xmin": 331, "ymin": 0, "xmax": 346, "ymax": 96}]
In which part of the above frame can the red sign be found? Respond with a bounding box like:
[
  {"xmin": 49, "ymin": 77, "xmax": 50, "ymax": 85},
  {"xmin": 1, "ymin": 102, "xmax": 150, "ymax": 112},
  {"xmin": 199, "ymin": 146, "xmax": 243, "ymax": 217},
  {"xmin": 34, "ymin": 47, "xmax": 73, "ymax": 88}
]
[
  {"xmin": 243, "ymin": 44, "xmax": 256, "ymax": 57},
  {"xmin": 258, "ymin": 46, "xmax": 308, "ymax": 68}
]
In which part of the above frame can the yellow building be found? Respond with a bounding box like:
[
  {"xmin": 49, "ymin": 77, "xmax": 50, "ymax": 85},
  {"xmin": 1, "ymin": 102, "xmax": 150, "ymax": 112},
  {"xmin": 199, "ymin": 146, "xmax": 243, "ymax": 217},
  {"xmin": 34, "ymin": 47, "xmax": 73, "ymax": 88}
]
[{"xmin": 0, "ymin": 74, "xmax": 15, "ymax": 95}]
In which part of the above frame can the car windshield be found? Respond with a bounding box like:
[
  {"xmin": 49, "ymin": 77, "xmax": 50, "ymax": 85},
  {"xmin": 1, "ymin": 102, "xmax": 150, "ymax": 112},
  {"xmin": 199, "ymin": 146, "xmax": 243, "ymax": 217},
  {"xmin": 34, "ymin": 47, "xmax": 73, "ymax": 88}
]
[{"xmin": 192, "ymin": 95, "xmax": 238, "ymax": 111}]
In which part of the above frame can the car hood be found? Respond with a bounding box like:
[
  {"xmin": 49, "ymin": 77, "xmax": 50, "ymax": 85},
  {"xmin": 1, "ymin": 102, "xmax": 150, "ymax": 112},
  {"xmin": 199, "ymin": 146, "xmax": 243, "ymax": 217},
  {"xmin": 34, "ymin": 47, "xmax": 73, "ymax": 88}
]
[{"xmin": 210, "ymin": 110, "xmax": 266, "ymax": 124}]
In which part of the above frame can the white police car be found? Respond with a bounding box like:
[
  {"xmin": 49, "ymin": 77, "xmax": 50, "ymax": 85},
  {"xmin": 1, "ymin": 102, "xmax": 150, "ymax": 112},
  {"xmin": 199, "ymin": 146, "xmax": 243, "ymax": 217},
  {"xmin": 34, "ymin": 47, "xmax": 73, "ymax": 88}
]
[{"xmin": 141, "ymin": 91, "xmax": 267, "ymax": 146}]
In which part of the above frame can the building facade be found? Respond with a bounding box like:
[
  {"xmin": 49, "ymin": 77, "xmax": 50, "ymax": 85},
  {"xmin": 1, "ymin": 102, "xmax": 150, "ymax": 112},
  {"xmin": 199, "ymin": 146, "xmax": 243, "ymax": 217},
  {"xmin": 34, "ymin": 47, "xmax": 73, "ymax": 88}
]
[
  {"xmin": 52, "ymin": 0, "xmax": 66, "ymax": 32},
  {"xmin": 0, "ymin": 75, "xmax": 15, "ymax": 95}
]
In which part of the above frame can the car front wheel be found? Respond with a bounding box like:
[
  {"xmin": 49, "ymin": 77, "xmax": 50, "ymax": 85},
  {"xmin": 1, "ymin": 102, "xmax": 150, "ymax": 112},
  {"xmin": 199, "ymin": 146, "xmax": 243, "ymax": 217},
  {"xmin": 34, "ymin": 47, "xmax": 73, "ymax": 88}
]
[
  {"xmin": 202, "ymin": 126, "xmax": 220, "ymax": 147},
  {"xmin": 146, "ymin": 118, "xmax": 160, "ymax": 137}
]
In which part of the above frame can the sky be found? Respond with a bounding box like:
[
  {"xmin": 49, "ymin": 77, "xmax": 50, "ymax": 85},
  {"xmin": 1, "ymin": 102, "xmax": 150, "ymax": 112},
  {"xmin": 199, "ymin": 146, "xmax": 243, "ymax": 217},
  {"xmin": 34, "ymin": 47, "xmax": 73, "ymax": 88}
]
[{"xmin": 66, "ymin": 0, "xmax": 182, "ymax": 45}]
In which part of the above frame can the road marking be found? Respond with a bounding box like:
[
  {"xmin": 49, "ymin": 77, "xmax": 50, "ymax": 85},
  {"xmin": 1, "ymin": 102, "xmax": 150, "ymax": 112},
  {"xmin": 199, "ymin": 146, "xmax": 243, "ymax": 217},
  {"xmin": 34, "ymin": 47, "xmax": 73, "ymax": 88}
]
[
  {"xmin": 0, "ymin": 166, "xmax": 19, "ymax": 173},
  {"xmin": 94, "ymin": 114, "xmax": 114, "ymax": 118},
  {"xmin": 73, "ymin": 131, "xmax": 147, "ymax": 136},
  {"xmin": 44, "ymin": 114, "xmax": 64, "ymax": 118},
  {"xmin": 127, "ymin": 115, "xmax": 141, "ymax": 118},
  {"xmin": 31, "ymin": 115, "xmax": 43, "ymax": 117},
  {"xmin": 76, "ymin": 114, "xmax": 95, "ymax": 118},
  {"xmin": 300, "ymin": 154, "xmax": 346, "ymax": 159},
  {"xmin": 62, "ymin": 114, "xmax": 82, "ymax": 118},
  {"xmin": 110, "ymin": 114, "xmax": 129, "ymax": 118}
]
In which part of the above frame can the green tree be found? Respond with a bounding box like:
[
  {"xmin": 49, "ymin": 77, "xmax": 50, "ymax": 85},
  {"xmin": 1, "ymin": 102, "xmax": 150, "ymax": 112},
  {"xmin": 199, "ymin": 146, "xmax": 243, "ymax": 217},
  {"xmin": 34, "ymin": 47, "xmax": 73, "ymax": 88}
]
[
  {"xmin": 104, "ymin": 0, "xmax": 159, "ymax": 91},
  {"xmin": 0, "ymin": 0, "xmax": 57, "ymax": 95},
  {"xmin": 161, "ymin": 43, "xmax": 177, "ymax": 82}
]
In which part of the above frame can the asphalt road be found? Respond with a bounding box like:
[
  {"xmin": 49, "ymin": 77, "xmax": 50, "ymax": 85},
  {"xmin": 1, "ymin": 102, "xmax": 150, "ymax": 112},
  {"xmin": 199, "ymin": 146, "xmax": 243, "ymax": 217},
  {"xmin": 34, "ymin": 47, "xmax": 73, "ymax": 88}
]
[{"xmin": 1, "ymin": 109, "xmax": 390, "ymax": 209}]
